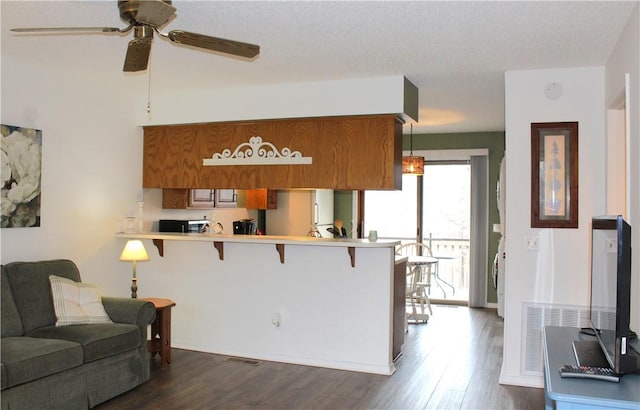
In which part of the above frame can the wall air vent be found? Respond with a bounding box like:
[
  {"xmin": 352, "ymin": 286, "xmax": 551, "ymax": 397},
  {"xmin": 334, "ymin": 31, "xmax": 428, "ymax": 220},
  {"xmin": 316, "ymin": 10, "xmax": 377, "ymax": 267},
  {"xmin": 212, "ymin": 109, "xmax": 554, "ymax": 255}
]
[{"xmin": 521, "ymin": 302, "xmax": 590, "ymax": 375}]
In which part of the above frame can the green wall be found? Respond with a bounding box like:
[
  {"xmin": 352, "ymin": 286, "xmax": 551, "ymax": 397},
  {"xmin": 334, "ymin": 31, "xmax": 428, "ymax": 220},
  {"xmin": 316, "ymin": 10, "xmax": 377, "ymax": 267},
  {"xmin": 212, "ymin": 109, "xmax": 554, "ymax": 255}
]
[
  {"xmin": 334, "ymin": 131, "xmax": 505, "ymax": 304},
  {"xmin": 333, "ymin": 191, "xmax": 354, "ymax": 234}
]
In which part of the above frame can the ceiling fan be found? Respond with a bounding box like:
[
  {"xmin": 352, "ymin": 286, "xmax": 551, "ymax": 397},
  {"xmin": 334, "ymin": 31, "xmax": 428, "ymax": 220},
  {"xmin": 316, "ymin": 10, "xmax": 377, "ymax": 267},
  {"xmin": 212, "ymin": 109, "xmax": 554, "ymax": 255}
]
[{"xmin": 11, "ymin": 0, "xmax": 260, "ymax": 72}]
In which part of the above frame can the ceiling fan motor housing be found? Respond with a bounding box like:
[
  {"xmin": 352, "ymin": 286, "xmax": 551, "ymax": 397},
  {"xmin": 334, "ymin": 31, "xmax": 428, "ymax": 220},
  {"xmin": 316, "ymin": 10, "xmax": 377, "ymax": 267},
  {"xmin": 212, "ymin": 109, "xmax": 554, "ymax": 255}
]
[{"xmin": 118, "ymin": 0, "xmax": 173, "ymax": 26}]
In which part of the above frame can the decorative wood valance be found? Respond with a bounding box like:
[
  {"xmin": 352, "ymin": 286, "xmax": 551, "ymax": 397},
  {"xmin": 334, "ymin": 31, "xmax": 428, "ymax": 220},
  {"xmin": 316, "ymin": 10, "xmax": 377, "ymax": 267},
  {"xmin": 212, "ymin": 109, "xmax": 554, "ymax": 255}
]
[{"xmin": 203, "ymin": 136, "xmax": 313, "ymax": 166}]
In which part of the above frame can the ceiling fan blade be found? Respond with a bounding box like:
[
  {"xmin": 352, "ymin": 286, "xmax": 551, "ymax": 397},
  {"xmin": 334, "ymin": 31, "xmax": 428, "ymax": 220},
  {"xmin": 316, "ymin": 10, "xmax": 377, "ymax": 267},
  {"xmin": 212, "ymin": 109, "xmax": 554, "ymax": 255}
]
[
  {"xmin": 11, "ymin": 27, "xmax": 124, "ymax": 33},
  {"xmin": 123, "ymin": 26, "xmax": 155, "ymax": 72},
  {"xmin": 135, "ymin": 0, "xmax": 176, "ymax": 27},
  {"xmin": 167, "ymin": 30, "xmax": 259, "ymax": 58},
  {"xmin": 123, "ymin": 37, "xmax": 152, "ymax": 72}
]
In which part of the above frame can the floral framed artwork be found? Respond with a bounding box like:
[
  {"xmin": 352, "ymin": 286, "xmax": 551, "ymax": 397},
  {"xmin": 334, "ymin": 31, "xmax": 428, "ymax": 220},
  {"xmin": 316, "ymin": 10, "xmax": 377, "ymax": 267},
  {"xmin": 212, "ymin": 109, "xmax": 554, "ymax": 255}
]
[
  {"xmin": 531, "ymin": 122, "xmax": 578, "ymax": 228},
  {"xmin": 1, "ymin": 124, "xmax": 42, "ymax": 228}
]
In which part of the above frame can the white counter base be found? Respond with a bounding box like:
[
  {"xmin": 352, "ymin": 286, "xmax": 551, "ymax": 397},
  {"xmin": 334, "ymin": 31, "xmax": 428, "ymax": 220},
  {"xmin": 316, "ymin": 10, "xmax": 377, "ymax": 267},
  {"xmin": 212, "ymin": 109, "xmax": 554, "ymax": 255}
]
[{"xmin": 117, "ymin": 233, "xmax": 400, "ymax": 375}]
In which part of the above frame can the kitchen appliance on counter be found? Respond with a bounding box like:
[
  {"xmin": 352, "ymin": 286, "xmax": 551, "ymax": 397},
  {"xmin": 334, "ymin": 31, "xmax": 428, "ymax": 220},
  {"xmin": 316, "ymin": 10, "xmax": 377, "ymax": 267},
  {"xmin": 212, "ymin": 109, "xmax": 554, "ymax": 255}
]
[
  {"xmin": 159, "ymin": 219, "xmax": 210, "ymax": 233},
  {"xmin": 233, "ymin": 219, "xmax": 257, "ymax": 235}
]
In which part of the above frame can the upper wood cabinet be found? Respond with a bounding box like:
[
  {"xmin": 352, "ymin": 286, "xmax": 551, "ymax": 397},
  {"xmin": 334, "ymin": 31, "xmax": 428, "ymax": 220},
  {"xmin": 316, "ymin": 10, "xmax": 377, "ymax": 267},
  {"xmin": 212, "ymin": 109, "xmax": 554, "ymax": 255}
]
[
  {"xmin": 143, "ymin": 114, "xmax": 402, "ymax": 190},
  {"xmin": 162, "ymin": 189, "xmax": 236, "ymax": 209},
  {"xmin": 162, "ymin": 189, "xmax": 192, "ymax": 209},
  {"xmin": 246, "ymin": 189, "xmax": 278, "ymax": 210}
]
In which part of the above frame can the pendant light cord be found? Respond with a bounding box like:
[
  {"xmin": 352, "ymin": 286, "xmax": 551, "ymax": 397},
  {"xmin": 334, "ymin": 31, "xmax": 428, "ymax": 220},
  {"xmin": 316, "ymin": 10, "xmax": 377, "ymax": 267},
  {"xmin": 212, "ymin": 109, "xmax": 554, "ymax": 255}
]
[{"xmin": 410, "ymin": 123, "xmax": 413, "ymax": 155}]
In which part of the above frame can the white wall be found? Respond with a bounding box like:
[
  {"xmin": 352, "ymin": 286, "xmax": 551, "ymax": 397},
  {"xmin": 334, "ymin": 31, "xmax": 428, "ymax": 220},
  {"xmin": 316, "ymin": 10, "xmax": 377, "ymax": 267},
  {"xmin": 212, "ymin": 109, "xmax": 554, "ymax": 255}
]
[
  {"xmin": 1, "ymin": 56, "xmax": 146, "ymax": 296},
  {"xmin": 605, "ymin": 3, "xmax": 640, "ymax": 335},
  {"xmin": 502, "ymin": 67, "xmax": 606, "ymax": 387},
  {"xmin": 501, "ymin": 5, "xmax": 640, "ymax": 389}
]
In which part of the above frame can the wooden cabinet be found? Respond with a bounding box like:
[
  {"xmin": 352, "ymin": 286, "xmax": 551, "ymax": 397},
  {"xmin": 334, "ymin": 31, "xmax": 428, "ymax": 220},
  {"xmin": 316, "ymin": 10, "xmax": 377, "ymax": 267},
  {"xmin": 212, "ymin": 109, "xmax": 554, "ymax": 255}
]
[
  {"xmin": 246, "ymin": 189, "xmax": 277, "ymax": 210},
  {"xmin": 162, "ymin": 189, "xmax": 192, "ymax": 209},
  {"xmin": 214, "ymin": 189, "xmax": 238, "ymax": 208},
  {"xmin": 189, "ymin": 189, "xmax": 216, "ymax": 208},
  {"xmin": 162, "ymin": 189, "xmax": 236, "ymax": 209},
  {"xmin": 143, "ymin": 115, "xmax": 402, "ymax": 190}
]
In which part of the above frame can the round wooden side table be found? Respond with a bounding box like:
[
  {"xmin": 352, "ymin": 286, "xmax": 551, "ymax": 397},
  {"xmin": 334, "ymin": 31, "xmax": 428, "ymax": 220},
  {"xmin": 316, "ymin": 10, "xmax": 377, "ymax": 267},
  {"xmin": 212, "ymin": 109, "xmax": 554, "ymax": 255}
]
[{"xmin": 142, "ymin": 298, "xmax": 176, "ymax": 366}]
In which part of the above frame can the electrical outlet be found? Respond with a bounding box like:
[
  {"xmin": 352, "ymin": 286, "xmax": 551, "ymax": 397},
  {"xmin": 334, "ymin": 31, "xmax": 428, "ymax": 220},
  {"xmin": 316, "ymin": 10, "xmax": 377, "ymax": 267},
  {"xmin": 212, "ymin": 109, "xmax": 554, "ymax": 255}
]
[{"xmin": 525, "ymin": 235, "xmax": 539, "ymax": 250}]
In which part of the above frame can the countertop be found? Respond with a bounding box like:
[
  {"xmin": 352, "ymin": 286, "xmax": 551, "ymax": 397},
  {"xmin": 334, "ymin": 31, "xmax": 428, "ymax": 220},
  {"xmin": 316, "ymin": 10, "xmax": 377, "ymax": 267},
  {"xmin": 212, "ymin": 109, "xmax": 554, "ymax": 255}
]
[{"xmin": 116, "ymin": 232, "xmax": 399, "ymax": 248}]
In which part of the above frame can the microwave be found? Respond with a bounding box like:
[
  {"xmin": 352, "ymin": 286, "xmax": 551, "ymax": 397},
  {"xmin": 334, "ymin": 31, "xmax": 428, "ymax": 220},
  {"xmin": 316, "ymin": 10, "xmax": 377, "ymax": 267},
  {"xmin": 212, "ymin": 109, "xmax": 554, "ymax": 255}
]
[{"xmin": 159, "ymin": 219, "xmax": 210, "ymax": 233}]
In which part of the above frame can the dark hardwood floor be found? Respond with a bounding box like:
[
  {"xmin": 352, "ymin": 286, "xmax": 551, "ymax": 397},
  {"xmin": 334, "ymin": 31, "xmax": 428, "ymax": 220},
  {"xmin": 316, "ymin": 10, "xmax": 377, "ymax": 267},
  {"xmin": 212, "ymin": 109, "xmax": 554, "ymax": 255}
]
[{"xmin": 97, "ymin": 306, "xmax": 544, "ymax": 409}]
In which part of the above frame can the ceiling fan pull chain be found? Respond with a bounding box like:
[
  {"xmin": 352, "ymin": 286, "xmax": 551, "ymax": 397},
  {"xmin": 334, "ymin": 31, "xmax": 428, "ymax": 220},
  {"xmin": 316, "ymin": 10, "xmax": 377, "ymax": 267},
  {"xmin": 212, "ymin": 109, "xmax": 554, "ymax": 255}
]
[{"xmin": 147, "ymin": 60, "xmax": 152, "ymax": 115}]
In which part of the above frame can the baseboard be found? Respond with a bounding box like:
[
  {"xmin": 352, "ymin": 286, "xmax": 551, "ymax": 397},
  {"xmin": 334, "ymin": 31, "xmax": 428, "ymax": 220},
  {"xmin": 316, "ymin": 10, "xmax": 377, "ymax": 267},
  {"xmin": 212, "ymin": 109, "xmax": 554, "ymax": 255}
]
[
  {"xmin": 171, "ymin": 341, "xmax": 396, "ymax": 376},
  {"xmin": 499, "ymin": 371, "xmax": 544, "ymax": 389}
]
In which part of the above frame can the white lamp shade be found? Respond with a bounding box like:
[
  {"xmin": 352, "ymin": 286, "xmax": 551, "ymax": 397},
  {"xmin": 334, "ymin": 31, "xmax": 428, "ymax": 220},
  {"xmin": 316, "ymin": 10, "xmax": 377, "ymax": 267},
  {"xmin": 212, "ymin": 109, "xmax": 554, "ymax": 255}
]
[{"xmin": 119, "ymin": 240, "xmax": 150, "ymax": 262}]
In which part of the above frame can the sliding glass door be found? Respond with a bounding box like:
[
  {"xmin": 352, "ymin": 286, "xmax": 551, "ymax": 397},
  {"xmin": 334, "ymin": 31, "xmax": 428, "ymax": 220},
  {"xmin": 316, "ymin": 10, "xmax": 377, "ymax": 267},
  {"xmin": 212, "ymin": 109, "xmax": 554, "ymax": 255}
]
[
  {"xmin": 365, "ymin": 156, "xmax": 487, "ymax": 306},
  {"xmin": 422, "ymin": 162, "xmax": 470, "ymax": 304}
]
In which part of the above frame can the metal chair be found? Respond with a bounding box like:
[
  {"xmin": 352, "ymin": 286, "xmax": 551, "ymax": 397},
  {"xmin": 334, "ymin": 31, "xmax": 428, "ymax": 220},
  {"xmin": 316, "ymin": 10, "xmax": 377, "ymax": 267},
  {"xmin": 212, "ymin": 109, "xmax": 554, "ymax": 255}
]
[
  {"xmin": 396, "ymin": 243, "xmax": 434, "ymax": 319},
  {"xmin": 403, "ymin": 259, "xmax": 422, "ymax": 331}
]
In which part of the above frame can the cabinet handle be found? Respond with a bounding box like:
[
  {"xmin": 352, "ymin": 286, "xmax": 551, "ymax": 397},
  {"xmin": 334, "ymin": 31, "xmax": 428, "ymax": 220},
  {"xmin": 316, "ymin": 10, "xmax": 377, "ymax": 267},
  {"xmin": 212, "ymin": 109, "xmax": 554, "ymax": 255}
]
[{"xmin": 314, "ymin": 203, "xmax": 319, "ymax": 224}]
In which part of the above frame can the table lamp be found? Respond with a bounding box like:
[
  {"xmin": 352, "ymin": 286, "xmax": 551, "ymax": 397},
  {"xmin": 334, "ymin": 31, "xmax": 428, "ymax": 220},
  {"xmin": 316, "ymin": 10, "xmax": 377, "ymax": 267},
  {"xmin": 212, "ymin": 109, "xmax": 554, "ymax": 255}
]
[{"xmin": 119, "ymin": 240, "xmax": 149, "ymax": 298}]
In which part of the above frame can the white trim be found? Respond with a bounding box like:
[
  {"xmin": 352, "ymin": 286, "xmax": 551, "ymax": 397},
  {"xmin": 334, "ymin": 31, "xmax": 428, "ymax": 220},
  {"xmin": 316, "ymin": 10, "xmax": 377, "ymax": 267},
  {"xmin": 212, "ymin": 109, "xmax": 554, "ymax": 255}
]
[
  {"xmin": 624, "ymin": 73, "xmax": 631, "ymax": 220},
  {"xmin": 172, "ymin": 342, "xmax": 396, "ymax": 375},
  {"xmin": 498, "ymin": 373, "xmax": 544, "ymax": 389}
]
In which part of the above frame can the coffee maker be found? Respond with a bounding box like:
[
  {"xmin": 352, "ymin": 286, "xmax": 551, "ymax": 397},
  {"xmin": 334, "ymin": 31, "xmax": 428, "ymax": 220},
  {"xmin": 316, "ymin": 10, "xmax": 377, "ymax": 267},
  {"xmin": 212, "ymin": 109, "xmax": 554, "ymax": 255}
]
[{"xmin": 233, "ymin": 219, "xmax": 257, "ymax": 235}]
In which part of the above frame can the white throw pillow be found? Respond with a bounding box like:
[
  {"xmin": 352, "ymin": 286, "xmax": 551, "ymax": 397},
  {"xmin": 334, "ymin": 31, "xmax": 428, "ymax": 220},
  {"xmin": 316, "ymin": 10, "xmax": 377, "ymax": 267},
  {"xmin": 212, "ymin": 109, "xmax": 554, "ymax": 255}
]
[{"xmin": 49, "ymin": 275, "xmax": 113, "ymax": 326}]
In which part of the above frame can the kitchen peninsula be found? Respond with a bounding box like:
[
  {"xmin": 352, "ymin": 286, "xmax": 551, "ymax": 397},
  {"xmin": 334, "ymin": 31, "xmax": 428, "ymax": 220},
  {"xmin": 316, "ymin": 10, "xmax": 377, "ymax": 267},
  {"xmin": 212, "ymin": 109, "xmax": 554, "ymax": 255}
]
[{"xmin": 116, "ymin": 232, "xmax": 403, "ymax": 375}]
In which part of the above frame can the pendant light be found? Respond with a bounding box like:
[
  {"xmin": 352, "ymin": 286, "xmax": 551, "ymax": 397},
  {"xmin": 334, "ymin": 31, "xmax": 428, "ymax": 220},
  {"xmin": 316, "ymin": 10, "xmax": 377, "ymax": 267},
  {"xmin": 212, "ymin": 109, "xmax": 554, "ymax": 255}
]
[{"xmin": 402, "ymin": 123, "xmax": 424, "ymax": 175}]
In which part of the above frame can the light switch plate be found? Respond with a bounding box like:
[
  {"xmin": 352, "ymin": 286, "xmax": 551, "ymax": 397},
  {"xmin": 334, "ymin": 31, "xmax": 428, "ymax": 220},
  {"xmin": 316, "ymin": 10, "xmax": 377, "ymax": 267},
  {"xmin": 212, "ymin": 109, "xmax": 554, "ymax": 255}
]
[{"xmin": 525, "ymin": 235, "xmax": 539, "ymax": 250}]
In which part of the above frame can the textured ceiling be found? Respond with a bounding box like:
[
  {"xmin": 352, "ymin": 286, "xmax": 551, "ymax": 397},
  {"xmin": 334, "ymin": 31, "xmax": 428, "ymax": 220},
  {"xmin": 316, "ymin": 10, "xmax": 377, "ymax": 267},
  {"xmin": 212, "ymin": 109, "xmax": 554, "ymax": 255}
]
[{"xmin": 1, "ymin": 1, "xmax": 637, "ymax": 133}]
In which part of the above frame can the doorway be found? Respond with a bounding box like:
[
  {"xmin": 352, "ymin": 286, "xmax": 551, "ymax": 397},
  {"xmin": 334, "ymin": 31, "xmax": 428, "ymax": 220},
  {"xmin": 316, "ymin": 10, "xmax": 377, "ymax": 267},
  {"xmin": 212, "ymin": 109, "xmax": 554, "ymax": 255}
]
[
  {"xmin": 605, "ymin": 74, "xmax": 630, "ymax": 217},
  {"xmin": 365, "ymin": 159, "xmax": 478, "ymax": 305},
  {"xmin": 363, "ymin": 147, "xmax": 490, "ymax": 307}
]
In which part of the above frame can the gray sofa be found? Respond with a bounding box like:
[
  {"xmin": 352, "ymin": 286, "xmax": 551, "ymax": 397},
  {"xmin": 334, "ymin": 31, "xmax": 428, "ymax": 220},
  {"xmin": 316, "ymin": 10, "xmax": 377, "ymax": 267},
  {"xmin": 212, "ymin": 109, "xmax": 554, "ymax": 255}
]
[{"xmin": 1, "ymin": 259, "xmax": 156, "ymax": 409}]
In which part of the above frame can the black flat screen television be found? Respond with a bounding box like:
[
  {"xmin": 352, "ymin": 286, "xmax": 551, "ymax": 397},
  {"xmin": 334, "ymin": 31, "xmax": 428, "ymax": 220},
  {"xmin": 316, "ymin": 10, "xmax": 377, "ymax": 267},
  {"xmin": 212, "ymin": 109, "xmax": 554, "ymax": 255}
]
[{"xmin": 588, "ymin": 215, "xmax": 639, "ymax": 375}]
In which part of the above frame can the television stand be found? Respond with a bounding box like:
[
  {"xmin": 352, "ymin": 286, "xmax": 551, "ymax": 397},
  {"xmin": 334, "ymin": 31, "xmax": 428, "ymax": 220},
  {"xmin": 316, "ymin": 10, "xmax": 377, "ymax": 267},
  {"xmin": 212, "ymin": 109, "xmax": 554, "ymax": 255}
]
[{"xmin": 543, "ymin": 326, "xmax": 640, "ymax": 409}]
